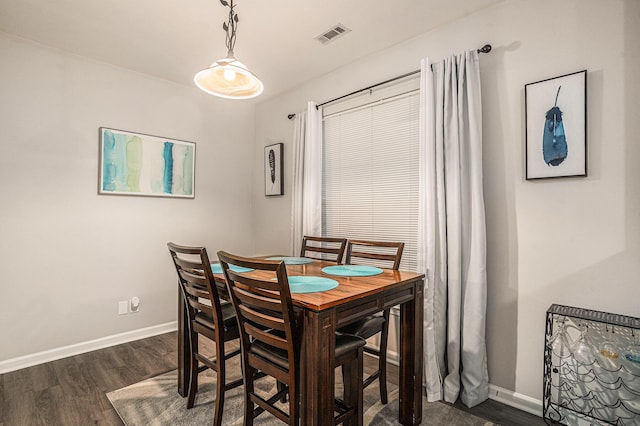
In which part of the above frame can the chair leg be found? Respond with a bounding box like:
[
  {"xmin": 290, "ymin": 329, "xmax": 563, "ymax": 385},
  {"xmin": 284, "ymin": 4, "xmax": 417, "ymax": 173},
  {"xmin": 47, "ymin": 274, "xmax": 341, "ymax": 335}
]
[
  {"xmin": 187, "ymin": 331, "xmax": 199, "ymax": 409},
  {"xmin": 342, "ymin": 348, "xmax": 364, "ymax": 426},
  {"xmin": 378, "ymin": 310, "xmax": 390, "ymax": 404},
  {"xmin": 356, "ymin": 348, "xmax": 363, "ymax": 426},
  {"xmin": 213, "ymin": 344, "xmax": 225, "ymax": 426},
  {"xmin": 277, "ymin": 381, "xmax": 288, "ymax": 403},
  {"xmin": 243, "ymin": 367, "xmax": 255, "ymax": 426}
]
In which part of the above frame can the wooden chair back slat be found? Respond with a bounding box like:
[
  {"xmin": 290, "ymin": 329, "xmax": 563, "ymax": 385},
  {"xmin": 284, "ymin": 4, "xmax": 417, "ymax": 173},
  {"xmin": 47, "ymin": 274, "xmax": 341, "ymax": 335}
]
[
  {"xmin": 173, "ymin": 256, "xmax": 205, "ymax": 271},
  {"xmin": 239, "ymin": 305, "xmax": 286, "ymax": 333},
  {"xmin": 234, "ymin": 286, "xmax": 283, "ymax": 313},
  {"xmin": 244, "ymin": 323, "xmax": 289, "ymax": 351},
  {"xmin": 225, "ymin": 256, "xmax": 283, "ymax": 271},
  {"xmin": 189, "ymin": 299, "xmax": 215, "ymax": 314},
  {"xmin": 229, "ymin": 272, "xmax": 283, "ymax": 292},
  {"xmin": 300, "ymin": 235, "xmax": 347, "ymax": 263},
  {"xmin": 306, "ymin": 245, "xmax": 340, "ymax": 255},
  {"xmin": 183, "ymin": 285, "xmax": 210, "ymax": 300},
  {"xmin": 348, "ymin": 251, "xmax": 398, "ymax": 263},
  {"xmin": 178, "ymin": 269, "xmax": 207, "ymax": 286}
]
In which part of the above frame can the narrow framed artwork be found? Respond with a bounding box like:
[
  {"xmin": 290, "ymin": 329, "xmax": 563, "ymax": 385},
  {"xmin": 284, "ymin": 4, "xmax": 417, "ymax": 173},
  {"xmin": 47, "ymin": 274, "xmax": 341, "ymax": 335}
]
[
  {"xmin": 264, "ymin": 143, "xmax": 283, "ymax": 196},
  {"xmin": 525, "ymin": 70, "xmax": 587, "ymax": 180},
  {"xmin": 99, "ymin": 127, "xmax": 195, "ymax": 198}
]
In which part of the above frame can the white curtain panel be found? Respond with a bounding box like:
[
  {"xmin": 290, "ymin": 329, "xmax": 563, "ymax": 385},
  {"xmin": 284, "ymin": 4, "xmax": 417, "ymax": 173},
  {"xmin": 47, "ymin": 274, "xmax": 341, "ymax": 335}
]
[
  {"xmin": 290, "ymin": 101, "xmax": 323, "ymax": 256},
  {"xmin": 290, "ymin": 108, "xmax": 307, "ymax": 255},
  {"xmin": 418, "ymin": 51, "xmax": 489, "ymax": 408}
]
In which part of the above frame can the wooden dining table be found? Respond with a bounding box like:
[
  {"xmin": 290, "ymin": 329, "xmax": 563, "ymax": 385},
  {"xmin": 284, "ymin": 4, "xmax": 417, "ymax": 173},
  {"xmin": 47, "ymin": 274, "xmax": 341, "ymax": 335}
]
[{"xmin": 177, "ymin": 258, "xmax": 425, "ymax": 425}]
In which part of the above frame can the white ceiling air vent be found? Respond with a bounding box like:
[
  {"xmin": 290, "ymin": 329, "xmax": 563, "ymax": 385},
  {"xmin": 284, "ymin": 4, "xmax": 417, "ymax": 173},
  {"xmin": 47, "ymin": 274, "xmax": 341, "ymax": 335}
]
[{"xmin": 315, "ymin": 23, "xmax": 351, "ymax": 45}]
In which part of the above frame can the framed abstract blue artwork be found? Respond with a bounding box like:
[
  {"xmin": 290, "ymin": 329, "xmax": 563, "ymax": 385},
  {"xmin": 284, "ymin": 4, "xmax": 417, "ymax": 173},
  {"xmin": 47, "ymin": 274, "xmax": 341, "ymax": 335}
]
[
  {"xmin": 525, "ymin": 70, "xmax": 587, "ymax": 180},
  {"xmin": 99, "ymin": 127, "xmax": 195, "ymax": 198}
]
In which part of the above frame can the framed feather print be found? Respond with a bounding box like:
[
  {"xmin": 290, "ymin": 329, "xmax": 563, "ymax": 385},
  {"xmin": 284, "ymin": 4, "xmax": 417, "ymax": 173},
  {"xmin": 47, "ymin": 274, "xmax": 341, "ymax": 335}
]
[
  {"xmin": 525, "ymin": 70, "xmax": 587, "ymax": 180},
  {"xmin": 264, "ymin": 143, "xmax": 283, "ymax": 196}
]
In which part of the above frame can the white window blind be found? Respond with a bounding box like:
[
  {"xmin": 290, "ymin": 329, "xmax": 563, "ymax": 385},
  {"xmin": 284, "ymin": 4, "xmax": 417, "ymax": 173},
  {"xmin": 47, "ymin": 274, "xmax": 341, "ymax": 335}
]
[{"xmin": 322, "ymin": 91, "xmax": 419, "ymax": 272}]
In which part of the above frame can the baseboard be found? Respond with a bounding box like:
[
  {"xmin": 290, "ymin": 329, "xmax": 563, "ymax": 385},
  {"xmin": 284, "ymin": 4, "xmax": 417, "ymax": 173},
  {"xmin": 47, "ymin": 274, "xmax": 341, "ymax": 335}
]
[
  {"xmin": 487, "ymin": 384, "xmax": 543, "ymax": 417},
  {"xmin": 0, "ymin": 321, "xmax": 178, "ymax": 374}
]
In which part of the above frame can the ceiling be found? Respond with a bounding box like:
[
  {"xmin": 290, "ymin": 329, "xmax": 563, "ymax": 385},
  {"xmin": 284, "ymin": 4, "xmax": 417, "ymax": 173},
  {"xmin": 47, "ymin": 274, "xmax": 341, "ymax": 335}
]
[{"xmin": 0, "ymin": 0, "xmax": 501, "ymax": 101}]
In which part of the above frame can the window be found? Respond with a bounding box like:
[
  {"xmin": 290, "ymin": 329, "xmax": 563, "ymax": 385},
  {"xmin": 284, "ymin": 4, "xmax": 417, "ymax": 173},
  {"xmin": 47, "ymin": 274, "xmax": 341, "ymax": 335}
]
[{"xmin": 322, "ymin": 88, "xmax": 419, "ymax": 271}]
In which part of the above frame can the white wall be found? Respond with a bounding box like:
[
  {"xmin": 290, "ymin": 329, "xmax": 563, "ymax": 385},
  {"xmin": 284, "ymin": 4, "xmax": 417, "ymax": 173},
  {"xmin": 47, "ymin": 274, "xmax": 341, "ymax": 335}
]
[
  {"xmin": 0, "ymin": 33, "xmax": 256, "ymax": 363},
  {"xmin": 253, "ymin": 0, "xmax": 640, "ymax": 403}
]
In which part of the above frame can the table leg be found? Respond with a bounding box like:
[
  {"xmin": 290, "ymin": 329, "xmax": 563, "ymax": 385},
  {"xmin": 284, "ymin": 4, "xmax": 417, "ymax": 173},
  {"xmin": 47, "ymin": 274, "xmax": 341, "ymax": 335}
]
[
  {"xmin": 299, "ymin": 308, "xmax": 336, "ymax": 425},
  {"xmin": 399, "ymin": 278, "xmax": 424, "ymax": 425},
  {"xmin": 177, "ymin": 288, "xmax": 189, "ymax": 397}
]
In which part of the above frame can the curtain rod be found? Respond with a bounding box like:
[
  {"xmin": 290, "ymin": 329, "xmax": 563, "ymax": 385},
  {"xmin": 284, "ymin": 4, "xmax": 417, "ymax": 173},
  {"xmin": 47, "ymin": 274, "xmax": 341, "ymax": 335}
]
[{"xmin": 287, "ymin": 44, "xmax": 491, "ymax": 119}]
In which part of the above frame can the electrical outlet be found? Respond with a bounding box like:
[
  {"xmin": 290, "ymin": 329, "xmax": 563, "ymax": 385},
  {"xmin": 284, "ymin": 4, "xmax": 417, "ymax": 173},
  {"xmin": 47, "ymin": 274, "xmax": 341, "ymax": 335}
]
[
  {"xmin": 130, "ymin": 296, "xmax": 140, "ymax": 313},
  {"xmin": 118, "ymin": 300, "xmax": 129, "ymax": 315}
]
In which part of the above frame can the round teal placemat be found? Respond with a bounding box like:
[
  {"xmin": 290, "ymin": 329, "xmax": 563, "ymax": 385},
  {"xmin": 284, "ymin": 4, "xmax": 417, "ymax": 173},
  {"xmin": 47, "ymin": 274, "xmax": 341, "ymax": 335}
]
[
  {"xmin": 287, "ymin": 276, "xmax": 338, "ymax": 293},
  {"xmin": 210, "ymin": 263, "xmax": 254, "ymax": 274},
  {"xmin": 322, "ymin": 265, "xmax": 383, "ymax": 277},
  {"xmin": 265, "ymin": 256, "xmax": 314, "ymax": 265}
]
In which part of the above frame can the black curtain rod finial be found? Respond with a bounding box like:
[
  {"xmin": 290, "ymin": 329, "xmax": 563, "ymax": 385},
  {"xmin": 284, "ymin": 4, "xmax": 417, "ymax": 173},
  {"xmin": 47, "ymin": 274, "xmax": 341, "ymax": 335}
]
[
  {"xmin": 477, "ymin": 44, "xmax": 492, "ymax": 54},
  {"xmin": 287, "ymin": 113, "xmax": 296, "ymax": 120}
]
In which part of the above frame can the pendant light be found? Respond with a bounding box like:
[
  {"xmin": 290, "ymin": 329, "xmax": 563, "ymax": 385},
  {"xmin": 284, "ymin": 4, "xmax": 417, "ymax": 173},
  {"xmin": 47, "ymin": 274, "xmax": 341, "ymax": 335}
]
[{"xmin": 194, "ymin": 0, "xmax": 263, "ymax": 99}]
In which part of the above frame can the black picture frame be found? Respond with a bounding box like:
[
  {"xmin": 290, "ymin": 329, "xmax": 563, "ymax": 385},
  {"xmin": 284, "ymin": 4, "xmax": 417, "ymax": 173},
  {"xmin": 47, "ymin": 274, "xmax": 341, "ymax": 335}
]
[
  {"xmin": 264, "ymin": 143, "xmax": 283, "ymax": 196},
  {"xmin": 525, "ymin": 70, "xmax": 587, "ymax": 180}
]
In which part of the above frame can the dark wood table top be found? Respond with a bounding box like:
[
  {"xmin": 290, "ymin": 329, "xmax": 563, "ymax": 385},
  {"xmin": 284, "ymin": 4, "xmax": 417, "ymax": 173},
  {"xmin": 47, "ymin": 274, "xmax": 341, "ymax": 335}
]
[{"xmin": 213, "ymin": 259, "xmax": 424, "ymax": 311}]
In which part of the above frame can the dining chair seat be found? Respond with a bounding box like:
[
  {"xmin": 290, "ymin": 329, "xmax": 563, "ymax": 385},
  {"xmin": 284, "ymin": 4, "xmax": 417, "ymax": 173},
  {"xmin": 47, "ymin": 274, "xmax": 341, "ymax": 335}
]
[
  {"xmin": 338, "ymin": 315, "xmax": 386, "ymax": 340},
  {"xmin": 335, "ymin": 333, "xmax": 370, "ymax": 358},
  {"xmin": 251, "ymin": 332, "xmax": 366, "ymax": 372}
]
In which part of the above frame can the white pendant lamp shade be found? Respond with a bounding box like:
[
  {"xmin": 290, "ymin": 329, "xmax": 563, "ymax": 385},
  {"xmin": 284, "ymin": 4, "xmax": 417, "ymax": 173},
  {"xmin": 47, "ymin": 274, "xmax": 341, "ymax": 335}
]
[
  {"xmin": 195, "ymin": 0, "xmax": 263, "ymax": 100},
  {"xmin": 194, "ymin": 56, "xmax": 263, "ymax": 99}
]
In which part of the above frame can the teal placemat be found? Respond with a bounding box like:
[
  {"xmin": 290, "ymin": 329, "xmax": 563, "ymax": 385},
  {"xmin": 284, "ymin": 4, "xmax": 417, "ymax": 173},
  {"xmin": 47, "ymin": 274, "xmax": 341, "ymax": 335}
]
[
  {"xmin": 210, "ymin": 263, "xmax": 254, "ymax": 274},
  {"xmin": 322, "ymin": 265, "xmax": 383, "ymax": 277},
  {"xmin": 265, "ymin": 256, "xmax": 314, "ymax": 265},
  {"xmin": 287, "ymin": 276, "xmax": 338, "ymax": 293}
]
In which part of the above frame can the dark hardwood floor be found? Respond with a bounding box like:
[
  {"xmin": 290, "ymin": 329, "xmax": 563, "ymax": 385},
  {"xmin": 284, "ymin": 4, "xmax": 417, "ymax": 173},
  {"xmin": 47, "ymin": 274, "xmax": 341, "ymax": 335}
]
[
  {"xmin": 1, "ymin": 332, "xmax": 177, "ymax": 425},
  {"xmin": 0, "ymin": 332, "xmax": 544, "ymax": 425},
  {"xmin": 383, "ymin": 362, "xmax": 545, "ymax": 426}
]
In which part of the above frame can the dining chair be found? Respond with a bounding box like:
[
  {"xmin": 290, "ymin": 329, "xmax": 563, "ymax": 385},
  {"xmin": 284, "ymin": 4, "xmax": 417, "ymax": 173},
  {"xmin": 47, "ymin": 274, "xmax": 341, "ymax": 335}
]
[
  {"xmin": 167, "ymin": 243, "xmax": 243, "ymax": 426},
  {"xmin": 217, "ymin": 251, "xmax": 366, "ymax": 425},
  {"xmin": 336, "ymin": 239, "xmax": 404, "ymax": 405},
  {"xmin": 300, "ymin": 235, "xmax": 347, "ymax": 263}
]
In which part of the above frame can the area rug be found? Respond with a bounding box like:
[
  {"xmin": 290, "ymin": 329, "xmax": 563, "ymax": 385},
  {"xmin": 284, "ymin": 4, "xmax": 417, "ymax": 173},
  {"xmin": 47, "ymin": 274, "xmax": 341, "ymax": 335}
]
[{"xmin": 107, "ymin": 369, "xmax": 495, "ymax": 425}]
